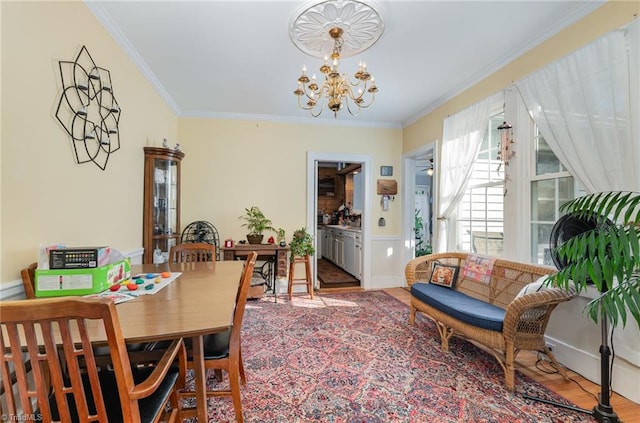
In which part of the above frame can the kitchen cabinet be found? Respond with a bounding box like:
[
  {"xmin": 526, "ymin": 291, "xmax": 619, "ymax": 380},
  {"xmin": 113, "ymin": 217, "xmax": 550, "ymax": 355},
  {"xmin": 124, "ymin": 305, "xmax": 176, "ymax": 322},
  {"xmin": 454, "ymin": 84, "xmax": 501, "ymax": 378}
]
[
  {"xmin": 343, "ymin": 231, "xmax": 356, "ymax": 276},
  {"xmin": 323, "ymin": 229, "xmax": 331, "ymax": 259},
  {"xmin": 333, "ymin": 230, "xmax": 344, "ymax": 268},
  {"xmin": 321, "ymin": 226, "xmax": 360, "ymax": 279},
  {"xmin": 355, "ymin": 232, "xmax": 362, "ymax": 279},
  {"xmin": 143, "ymin": 147, "xmax": 185, "ymax": 264}
]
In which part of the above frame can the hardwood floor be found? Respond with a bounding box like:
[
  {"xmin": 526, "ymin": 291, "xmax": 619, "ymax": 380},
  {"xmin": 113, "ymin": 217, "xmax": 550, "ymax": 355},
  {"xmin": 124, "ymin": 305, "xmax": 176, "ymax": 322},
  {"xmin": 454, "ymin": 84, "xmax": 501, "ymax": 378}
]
[{"xmin": 316, "ymin": 286, "xmax": 640, "ymax": 422}]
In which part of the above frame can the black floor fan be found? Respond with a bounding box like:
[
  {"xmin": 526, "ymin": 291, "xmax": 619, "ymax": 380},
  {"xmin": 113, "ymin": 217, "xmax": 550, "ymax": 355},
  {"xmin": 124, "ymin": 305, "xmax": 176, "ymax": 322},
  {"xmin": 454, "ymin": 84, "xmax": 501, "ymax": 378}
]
[{"xmin": 522, "ymin": 213, "xmax": 620, "ymax": 423}]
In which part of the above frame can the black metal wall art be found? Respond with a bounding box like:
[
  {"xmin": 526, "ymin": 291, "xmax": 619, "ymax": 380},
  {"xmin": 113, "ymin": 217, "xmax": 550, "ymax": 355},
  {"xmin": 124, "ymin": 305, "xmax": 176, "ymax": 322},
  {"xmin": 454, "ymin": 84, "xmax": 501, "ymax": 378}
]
[{"xmin": 55, "ymin": 45, "xmax": 121, "ymax": 170}]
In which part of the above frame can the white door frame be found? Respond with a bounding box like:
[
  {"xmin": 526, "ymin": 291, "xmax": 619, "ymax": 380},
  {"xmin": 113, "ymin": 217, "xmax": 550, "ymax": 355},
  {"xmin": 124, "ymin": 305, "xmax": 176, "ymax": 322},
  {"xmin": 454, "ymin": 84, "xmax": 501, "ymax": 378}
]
[{"xmin": 307, "ymin": 152, "xmax": 372, "ymax": 289}]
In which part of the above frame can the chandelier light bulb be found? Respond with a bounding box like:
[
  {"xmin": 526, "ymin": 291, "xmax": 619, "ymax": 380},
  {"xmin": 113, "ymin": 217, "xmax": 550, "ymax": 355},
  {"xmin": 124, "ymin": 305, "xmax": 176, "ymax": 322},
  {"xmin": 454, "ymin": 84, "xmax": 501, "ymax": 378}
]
[{"xmin": 302, "ymin": 65, "xmax": 307, "ymax": 74}]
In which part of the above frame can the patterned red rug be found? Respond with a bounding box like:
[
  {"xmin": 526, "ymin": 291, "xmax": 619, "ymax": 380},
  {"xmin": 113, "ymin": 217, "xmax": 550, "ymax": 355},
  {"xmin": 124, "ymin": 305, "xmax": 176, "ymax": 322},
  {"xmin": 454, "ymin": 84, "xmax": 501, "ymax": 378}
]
[{"xmin": 183, "ymin": 291, "xmax": 594, "ymax": 422}]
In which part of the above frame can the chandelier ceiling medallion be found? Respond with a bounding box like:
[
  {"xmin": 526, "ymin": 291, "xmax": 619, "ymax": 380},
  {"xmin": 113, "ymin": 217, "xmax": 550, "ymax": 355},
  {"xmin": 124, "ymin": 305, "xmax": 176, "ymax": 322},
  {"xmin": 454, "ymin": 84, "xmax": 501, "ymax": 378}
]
[{"xmin": 290, "ymin": 0, "xmax": 384, "ymax": 117}]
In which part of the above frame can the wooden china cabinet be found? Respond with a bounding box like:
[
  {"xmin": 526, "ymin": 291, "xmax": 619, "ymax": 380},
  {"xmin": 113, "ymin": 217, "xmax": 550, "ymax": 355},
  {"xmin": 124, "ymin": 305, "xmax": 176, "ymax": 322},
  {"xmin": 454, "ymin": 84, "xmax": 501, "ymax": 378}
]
[{"xmin": 142, "ymin": 147, "xmax": 185, "ymax": 264}]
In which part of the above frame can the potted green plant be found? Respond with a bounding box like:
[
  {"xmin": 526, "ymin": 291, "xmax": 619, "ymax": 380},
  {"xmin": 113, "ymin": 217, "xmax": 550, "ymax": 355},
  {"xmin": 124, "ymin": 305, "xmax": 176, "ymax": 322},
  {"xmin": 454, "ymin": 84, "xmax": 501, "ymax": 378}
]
[
  {"xmin": 239, "ymin": 206, "xmax": 274, "ymax": 244},
  {"xmin": 276, "ymin": 228, "xmax": 286, "ymax": 247},
  {"xmin": 414, "ymin": 209, "xmax": 432, "ymax": 257},
  {"xmin": 289, "ymin": 227, "xmax": 315, "ymax": 259}
]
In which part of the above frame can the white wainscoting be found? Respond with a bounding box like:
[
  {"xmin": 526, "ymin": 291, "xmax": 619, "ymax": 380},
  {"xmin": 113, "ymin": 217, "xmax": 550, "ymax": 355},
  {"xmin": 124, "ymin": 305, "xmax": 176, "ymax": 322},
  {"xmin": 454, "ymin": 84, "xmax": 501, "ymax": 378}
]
[{"xmin": 368, "ymin": 235, "xmax": 405, "ymax": 289}]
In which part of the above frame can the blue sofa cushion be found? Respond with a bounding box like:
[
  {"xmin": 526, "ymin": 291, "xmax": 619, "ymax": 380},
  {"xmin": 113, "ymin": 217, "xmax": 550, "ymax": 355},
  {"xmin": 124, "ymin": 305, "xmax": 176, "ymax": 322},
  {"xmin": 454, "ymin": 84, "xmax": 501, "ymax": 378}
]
[{"xmin": 411, "ymin": 282, "xmax": 505, "ymax": 332}]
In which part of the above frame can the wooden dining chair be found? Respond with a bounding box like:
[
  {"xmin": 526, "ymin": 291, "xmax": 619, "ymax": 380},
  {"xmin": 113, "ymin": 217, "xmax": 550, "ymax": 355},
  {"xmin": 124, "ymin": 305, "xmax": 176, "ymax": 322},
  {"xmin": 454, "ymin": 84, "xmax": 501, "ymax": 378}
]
[
  {"xmin": 20, "ymin": 262, "xmax": 152, "ymax": 365},
  {"xmin": 0, "ymin": 296, "xmax": 186, "ymax": 423},
  {"xmin": 169, "ymin": 242, "xmax": 216, "ymax": 263},
  {"xmin": 20, "ymin": 262, "xmax": 37, "ymax": 299},
  {"xmin": 177, "ymin": 251, "xmax": 257, "ymax": 423}
]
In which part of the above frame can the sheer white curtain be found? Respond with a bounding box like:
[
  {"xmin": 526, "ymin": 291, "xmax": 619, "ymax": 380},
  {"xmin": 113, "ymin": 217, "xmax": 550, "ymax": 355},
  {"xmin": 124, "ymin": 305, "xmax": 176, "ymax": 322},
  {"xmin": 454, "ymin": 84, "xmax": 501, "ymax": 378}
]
[
  {"xmin": 517, "ymin": 20, "xmax": 640, "ymax": 192},
  {"xmin": 435, "ymin": 92, "xmax": 502, "ymax": 252}
]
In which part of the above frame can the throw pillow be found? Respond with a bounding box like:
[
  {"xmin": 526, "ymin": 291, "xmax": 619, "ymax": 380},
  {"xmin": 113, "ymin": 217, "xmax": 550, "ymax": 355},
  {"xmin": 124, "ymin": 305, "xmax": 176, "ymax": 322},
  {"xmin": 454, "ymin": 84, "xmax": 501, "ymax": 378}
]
[
  {"xmin": 460, "ymin": 253, "xmax": 496, "ymax": 284},
  {"xmin": 429, "ymin": 263, "xmax": 459, "ymax": 289},
  {"xmin": 516, "ymin": 275, "xmax": 553, "ymax": 299}
]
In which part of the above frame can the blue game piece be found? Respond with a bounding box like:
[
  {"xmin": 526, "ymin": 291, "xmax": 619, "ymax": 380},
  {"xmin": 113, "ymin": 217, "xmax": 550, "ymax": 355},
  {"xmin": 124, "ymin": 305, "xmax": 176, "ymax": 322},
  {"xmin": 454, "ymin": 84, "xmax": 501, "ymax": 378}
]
[{"xmin": 146, "ymin": 273, "xmax": 155, "ymax": 279}]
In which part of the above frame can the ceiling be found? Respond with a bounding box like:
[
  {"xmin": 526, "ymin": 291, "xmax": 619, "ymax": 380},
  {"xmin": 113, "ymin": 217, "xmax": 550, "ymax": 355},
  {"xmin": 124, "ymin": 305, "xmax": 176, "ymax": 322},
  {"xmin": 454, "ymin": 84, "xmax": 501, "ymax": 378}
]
[{"xmin": 86, "ymin": 1, "xmax": 604, "ymax": 129}]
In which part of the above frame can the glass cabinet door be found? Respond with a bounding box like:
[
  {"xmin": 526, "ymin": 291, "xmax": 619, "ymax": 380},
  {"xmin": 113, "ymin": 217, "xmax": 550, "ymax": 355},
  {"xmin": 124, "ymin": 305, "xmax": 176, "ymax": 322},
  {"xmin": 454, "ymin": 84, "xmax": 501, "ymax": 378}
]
[{"xmin": 153, "ymin": 158, "xmax": 178, "ymax": 238}]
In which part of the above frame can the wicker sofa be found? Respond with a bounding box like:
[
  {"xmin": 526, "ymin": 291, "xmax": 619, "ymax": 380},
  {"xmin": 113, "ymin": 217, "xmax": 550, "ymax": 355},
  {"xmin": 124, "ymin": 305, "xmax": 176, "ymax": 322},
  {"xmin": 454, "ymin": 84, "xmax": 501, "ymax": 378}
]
[{"xmin": 405, "ymin": 252, "xmax": 576, "ymax": 391}]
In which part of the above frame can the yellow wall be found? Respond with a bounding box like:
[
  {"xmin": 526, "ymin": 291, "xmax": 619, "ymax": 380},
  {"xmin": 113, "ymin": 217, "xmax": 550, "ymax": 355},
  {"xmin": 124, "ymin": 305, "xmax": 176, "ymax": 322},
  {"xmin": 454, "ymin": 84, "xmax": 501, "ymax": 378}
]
[
  {"xmin": 1, "ymin": 1, "xmax": 177, "ymax": 281},
  {"xmin": 1, "ymin": 0, "xmax": 637, "ymax": 285},
  {"xmin": 403, "ymin": 0, "xmax": 639, "ymax": 153},
  {"xmin": 0, "ymin": 1, "xmax": 402, "ymax": 285},
  {"xmin": 177, "ymin": 118, "xmax": 402, "ymax": 243}
]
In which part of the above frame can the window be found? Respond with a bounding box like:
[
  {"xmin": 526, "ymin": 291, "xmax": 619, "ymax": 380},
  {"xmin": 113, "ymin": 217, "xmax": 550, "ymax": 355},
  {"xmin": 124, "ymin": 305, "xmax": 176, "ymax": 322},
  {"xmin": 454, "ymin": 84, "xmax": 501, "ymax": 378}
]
[
  {"xmin": 530, "ymin": 127, "xmax": 584, "ymax": 264},
  {"xmin": 457, "ymin": 112, "xmax": 505, "ymax": 255}
]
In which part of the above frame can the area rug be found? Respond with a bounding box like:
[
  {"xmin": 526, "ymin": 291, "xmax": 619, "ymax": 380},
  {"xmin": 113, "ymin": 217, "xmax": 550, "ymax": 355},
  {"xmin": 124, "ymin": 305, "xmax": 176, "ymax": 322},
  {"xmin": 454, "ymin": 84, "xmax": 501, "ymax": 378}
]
[
  {"xmin": 183, "ymin": 291, "xmax": 594, "ymax": 422},
  {"xmin": 317, "ymin": 258, "xmax": 359, "ymax": 284}
]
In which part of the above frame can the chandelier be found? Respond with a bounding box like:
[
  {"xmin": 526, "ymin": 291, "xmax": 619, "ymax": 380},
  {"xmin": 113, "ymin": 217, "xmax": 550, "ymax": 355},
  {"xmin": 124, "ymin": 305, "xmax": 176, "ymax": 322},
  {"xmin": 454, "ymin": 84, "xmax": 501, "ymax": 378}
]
[
  {"xmin": 294, "ymin": 27, "xmax": 378, "ymax": 117},
  {"xmin": 289, "ymin": 0, "xmax": 384, "ymax": 118}
]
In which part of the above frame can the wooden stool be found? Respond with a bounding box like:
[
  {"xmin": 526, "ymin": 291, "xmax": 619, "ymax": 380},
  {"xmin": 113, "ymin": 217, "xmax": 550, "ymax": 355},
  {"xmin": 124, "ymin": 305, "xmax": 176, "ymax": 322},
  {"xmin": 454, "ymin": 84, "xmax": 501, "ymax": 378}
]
[{"xmin": 288, "ymin": 254, "xmax": 314, "ymax": 301}]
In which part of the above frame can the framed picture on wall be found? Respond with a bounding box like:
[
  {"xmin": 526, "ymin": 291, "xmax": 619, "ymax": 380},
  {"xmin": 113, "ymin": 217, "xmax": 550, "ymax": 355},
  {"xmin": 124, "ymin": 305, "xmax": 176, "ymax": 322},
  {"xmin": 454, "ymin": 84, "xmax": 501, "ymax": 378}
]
[{"xmin": 380, "ymin": 165, "xmax": 393, "ymax": 176}]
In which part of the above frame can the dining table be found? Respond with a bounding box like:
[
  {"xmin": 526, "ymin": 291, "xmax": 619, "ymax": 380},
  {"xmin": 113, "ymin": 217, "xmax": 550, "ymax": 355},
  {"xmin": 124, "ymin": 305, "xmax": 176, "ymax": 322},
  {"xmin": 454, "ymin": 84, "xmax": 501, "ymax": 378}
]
[{"xmin": 106, "ymin": 260, "xmax": 243, "ymax": 421}]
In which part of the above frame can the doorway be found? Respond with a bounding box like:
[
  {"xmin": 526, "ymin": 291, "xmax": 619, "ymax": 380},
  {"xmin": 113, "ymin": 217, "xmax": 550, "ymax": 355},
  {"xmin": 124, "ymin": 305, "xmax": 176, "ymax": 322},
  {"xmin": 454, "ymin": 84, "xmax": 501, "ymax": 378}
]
[
  {"xmin": 402, "ymin": 143, "xmax": 437, "ymax": 266},
  {"xmin": 306, "ymin": 152, "xmax": 372, "ymax": 291}
]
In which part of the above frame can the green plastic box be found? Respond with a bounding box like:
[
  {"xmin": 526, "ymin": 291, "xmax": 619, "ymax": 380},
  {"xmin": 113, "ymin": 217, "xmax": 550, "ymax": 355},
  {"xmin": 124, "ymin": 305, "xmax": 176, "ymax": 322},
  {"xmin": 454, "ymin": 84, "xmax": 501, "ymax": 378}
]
[{"xmin": 35, "ymin": 259, "xmax": 130, "ymax": 298}]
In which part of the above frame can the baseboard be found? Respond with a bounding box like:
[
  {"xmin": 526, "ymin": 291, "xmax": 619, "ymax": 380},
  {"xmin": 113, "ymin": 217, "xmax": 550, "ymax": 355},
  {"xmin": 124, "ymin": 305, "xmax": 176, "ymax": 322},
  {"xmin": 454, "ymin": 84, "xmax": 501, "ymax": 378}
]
[
  {"xmin": 369, "ymin": 275, "xmax": 403, "ymax": 289},
  {"xmin": 545, "ymin": 335, "xmax": 640, "ymax": 404}
]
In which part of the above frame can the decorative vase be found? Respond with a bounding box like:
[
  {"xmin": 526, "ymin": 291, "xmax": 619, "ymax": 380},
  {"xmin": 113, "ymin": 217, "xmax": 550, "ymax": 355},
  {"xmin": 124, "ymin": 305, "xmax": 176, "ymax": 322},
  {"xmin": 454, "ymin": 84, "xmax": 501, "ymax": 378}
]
[{"xmin": 246, "ymin": 234, "xmax": 263, "ymax": 244}]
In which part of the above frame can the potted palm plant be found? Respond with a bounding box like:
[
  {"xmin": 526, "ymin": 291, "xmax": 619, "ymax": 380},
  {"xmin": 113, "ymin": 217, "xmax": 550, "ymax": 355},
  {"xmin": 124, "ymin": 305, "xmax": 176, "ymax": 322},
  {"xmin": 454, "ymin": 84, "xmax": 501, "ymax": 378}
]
[
  {"xmin": 551, "ymin": 191, "xmax": 639, "ymax": 328},
  {"xmin": 239, "ymin": 206, "xmax": 274, "ymax": 244},
  {"xmin": 549, "ymin": 191, "xmax": 639, "ymax": 422}
]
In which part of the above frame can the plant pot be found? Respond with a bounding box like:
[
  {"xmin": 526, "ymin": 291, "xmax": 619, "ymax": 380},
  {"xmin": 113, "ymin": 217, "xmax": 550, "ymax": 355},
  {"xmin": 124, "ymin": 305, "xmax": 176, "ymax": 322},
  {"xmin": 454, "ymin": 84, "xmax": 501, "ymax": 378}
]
[{"xmin": 246, "ymin": 234, "xmax": 263, "ymax": 244}]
